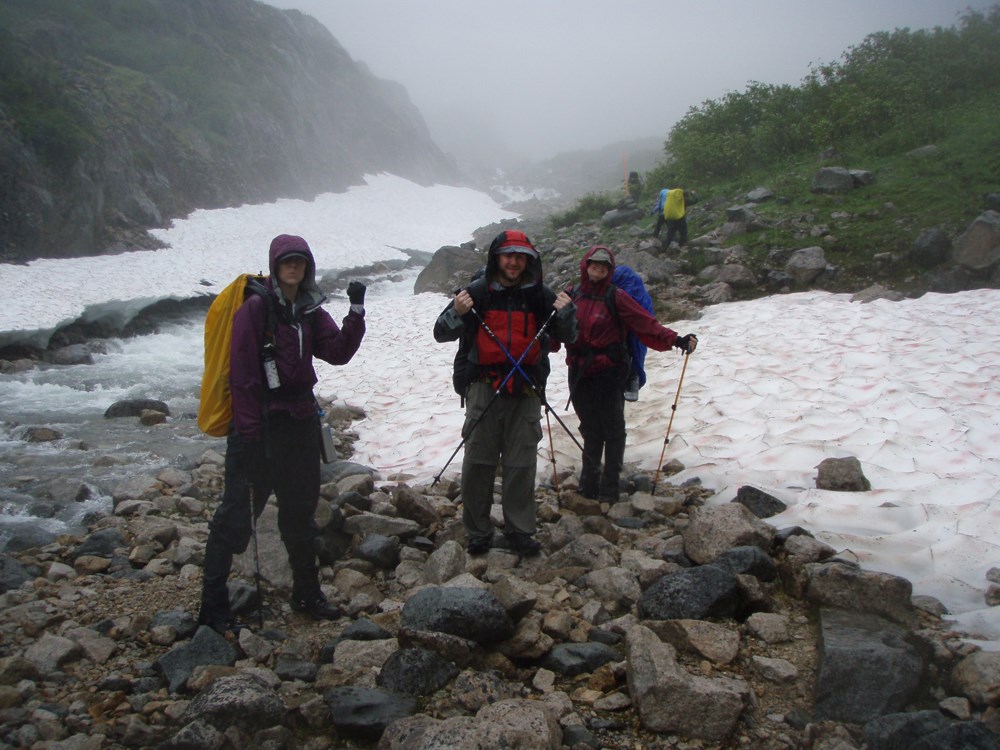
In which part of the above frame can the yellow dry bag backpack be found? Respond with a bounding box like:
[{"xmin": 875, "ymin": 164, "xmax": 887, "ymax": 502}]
[
  {"xmin": 197, "ymin": 273, "xmax": 268, "ymax": 436},
  {"xmin": 663, "ymin": 188, "xmax": 686, "ymax": 220}
]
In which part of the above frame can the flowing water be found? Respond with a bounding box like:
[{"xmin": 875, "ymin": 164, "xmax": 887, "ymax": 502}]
[{"xmin": 0, "ymin": 270, "xmax": 418, "ymax": 547}]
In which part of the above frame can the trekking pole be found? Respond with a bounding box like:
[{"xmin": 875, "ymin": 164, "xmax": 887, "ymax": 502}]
[
  {"xmin": 432, "ymin": 309, "xmax": 559, "ymax": 486},
  {"xmin": 651, "ymin": 351, "xmax": 690, "ymax": 496},
  {"xmin": 544, "ymin": 408, "xmax": 560, "ymax": 489},
  {"xmin": 249, "ymin": 486, "xmax": 264, "ymax": 629},
  {"xmin": 470, "ymin": 307, "xmax": 584, "ymax": 452}
]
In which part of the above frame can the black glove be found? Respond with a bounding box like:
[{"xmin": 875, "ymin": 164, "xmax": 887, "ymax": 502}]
[
  {"xmin": 347, "ymin": 281, "xmax": 366, "ymax": 306},
  {"xmin": 675, "ymin": 333, "xmax": 698, "ymax": 354}
]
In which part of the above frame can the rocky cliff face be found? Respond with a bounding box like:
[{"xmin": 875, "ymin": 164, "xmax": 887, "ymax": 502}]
[{"xmin": 0, "ymin": 0, "xmax": 458, "ymax": 262}]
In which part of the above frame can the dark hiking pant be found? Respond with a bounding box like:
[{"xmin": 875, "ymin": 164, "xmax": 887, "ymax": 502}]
[
  {"xmin": 201, "ymin": 413, "xmax": 323, "ymax": 620},
  {"xmin": 654, "ymin": 215, "xmax": 687, "ymax": 246},
  {"xmin": 571, "ymin": 372, "xmax": 626, "ymax": 501},
  {"xmin": 460, "ymin": 382, "xmax": 542, "ymax": 543}
]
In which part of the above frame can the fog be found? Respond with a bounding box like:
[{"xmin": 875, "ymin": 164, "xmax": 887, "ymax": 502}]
[{"xmin": 263, "ymin": 0, "xmax": 993, "ymax": 165}]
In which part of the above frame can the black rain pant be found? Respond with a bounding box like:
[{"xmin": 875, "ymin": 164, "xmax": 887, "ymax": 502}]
[
  {"xmin": 570, "ymin": 371, "xmax": 626, "ymax": 501},
  {"xmin": 200, "ymin": 413, "xmax": 322, "ymax": 621}
]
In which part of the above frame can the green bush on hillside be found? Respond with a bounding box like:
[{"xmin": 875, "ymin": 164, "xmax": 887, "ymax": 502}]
[
  {"xmin": 659, "ymin": 6, "xmax": 1000, "ymax": 183},
  {"xmin": 0, "ymin": 33, "xmax": 93, "ymax": 172},
  {"xmin": 549, "ymin": 193, "xmax": 618, "ymax": 230}
]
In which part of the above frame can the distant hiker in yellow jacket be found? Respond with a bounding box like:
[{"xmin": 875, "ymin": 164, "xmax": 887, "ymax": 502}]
[{"xmin": 652, "ymin": 187, "xmax": 697, "ymax": 247}]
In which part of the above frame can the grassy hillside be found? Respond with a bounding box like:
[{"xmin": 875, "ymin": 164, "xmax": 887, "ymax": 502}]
[{"xmin": 548, "ymin": 6, "xmax": 1000, "ymax": 299}]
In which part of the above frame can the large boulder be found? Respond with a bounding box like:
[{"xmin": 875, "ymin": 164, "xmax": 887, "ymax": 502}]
[
  {"xmin": 953, "ymin": 211, "xmax": 1000, "ymax": 273},
  {"xmin": 626, "ymin": 625, "xmax": 749, "ymax": 741},
  {"xmin": 814, "ymin": 608, "xmax": 923, "ymax": 723},
  {"xmin": 785, "ymin": 246, "xmax": 828, "ymax": 285},
  {"xmin": 401, "ymin": 586, "xmax": 514, "ymax": 645},
  {"xmin": 413, "ymin": 243, "xmax": 485, "ymax": 295},
  {"xmin": 811, "ymin": 167, "xmax": 855, "ymax": 193}
]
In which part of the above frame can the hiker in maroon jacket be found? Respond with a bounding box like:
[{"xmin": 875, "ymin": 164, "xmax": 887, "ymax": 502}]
[
  {"xmin": 199, "ymin": 234, "xmax": 366, "ymax": 634},
  {"xmin": 565, "ymin": 245, "xmax": 697, "ymax": 502}
]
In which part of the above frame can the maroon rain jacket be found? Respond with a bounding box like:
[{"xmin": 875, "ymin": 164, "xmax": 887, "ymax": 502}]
[
  {"xmin": 229, "ymin": 234, "xmax": 365, "ymax": 441},
  {"xmin": 565, "ymin": 245, "xmax": 678, "ymax": 379}
]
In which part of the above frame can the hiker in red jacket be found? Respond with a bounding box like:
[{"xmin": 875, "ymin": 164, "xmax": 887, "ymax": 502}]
[
  {"xmin": 434, "ymin": 230, "xmax": 577, "ymax": 557},
  {"xmin": 565, "ymin": 245, "xmax": 697, "ymax": 502},
  {"xmin": 199, "ymin": 234, "xmax": 366, "ymax": 634}
]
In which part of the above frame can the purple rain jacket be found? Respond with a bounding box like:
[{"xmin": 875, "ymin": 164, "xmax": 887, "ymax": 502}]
[{"xmin": 229, "ymin": 234, "xmax": 365, "ymax": 441}]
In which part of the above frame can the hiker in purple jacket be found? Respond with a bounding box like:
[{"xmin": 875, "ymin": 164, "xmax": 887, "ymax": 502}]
[{"xmin": 198, "ymin": 234, "xmax": 366, "ymax": 633}]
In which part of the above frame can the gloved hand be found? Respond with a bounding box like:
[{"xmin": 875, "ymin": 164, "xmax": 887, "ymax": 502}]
[
  {"xmin": 675, "ymin": 333, "xmax": 698, "ymax": 354},
  {"xmin": 347, "ymin": 281, "xmax": 366, "ymax": 306}
]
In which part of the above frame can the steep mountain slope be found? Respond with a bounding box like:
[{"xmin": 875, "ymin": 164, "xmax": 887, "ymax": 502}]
[{"xmin": 0, "ymin": 0, "xmax": 458, "ymax": 261}]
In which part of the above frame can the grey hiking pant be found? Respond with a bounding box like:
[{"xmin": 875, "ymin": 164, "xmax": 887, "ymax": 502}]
[{"xmin": 460, "ymin": 382, "xmax": 542, "ymax": 542}]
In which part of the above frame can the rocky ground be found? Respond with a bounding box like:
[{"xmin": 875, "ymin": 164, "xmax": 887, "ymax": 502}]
[
  {"xmin": 1, "ymin": 396, "xmax": 999, "ymax": 750},
  {"xmin": 2, "ymin": 200, "xmax": 1000, "ymax": 749}
]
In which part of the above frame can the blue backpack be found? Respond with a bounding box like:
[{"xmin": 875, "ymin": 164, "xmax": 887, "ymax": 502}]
[{"xmin": 612, "ymin": 265, "xmax": 654, "ymax": 397}]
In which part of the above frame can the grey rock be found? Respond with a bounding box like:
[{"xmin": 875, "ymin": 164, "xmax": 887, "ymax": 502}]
[
  {"xmin": 911, "ymin": 228, "xmax": 952, "ymax": 268},
  {"xmin": 24, "ymin": 633, "xmax": 82, "ymax": 672},
  {"xmin": 103, "ymin": 399, "xmax": 170, "ymax": 418},
  {"xmin": 954, "ymin": 210, "xmax": 1000, "ymax": 272},
  {"xmin": 910, "ymin": 722, "xmax": 1000, "ymax": 750},
  {"xmin": 950, "ymin": 650, "xmax": 1000, "ymax": 708},
  {"xmin": 805, "ymin": 560, "xmax": 917, "ymax": 627},
  {"xmin": 601, "ymin": 207, "xmax": 644, "ymax": 227},
  {"xmin": 863, "ymin": 710, "xmax": 953, "ymax": 750},
  {"xmin": 401, "ymin": 586, "xmax": 514, "ymax": 645},
  {"xmin": 683, "ymin": 503, "xmax": 775, "ymax": 564},
  {"xmin": 71, "ymin": 527, "xmax": 126, "ymax": 560},
  {"xmin": 814, "ymin": 608, "xmax": 923, "ymax": 723},
  {"xmin": 541, "ymin": 642, "xmax": 620, "ymax": 677},
  {"xmin": 413, "ymin": 244, "xmax": 484, "ymax": 295},
  {"xmin": 355, "ymin": 533, "xmax": 401, "ymax": 570},
  {"xmin": 715, "ymin": 263, "xmax": 757, "ymax": 288},
  {"xmin": 638, "ymin": 564, "xmax": 742, "ymax": 621},
  {"xmin": 155, "ymin": 625, "xmax": 238, "ymax": 693},
  {"xmin": 324, "ymin": 685, "xmax": 418, "ymax": 741},
  {"xmin": 745, "ymin": 187, "xmax": 774, "ymax": 203},
  {"xmin": 711, "ymin": 545, "xmax": 778, "ymax": 582},
  {"xmin": 376, "ymin": 647, "xmax": 459, "ymax": 696},
  {"xmin": 157, "ymin": 718, "xmax": 224, "ymax": 750},
  {"xmin": 785, "ymin": 246, "xmax": 828, "ymax": 285},
  {"xmin": 343, "ymin": 511, "xmax": 421, "ymax": 539},
  {"xmin": 812, "ymin": 167, "xmax": 855, "ymax": 193},
  {"xmin": 423, "ymin": 540, "xmax": 466, "ymax": 585},
  {"xmin": 626, "ymin": 624, "xmax": 748, "ymax": 741},
  {"xmin": 340, "ymin": 617, "xmax": 393, "ymax": 642},
  {"xmin": 182, "ymin": 673, "xmax": 285, "ymax": 731},
  {"xmin": 734, "ymin": 485, "xmax": 787, "ymax": 518},
  {"xmin": 273, "ymin": 653, "xmax": 318, "ymax": 682},
  {"xmin": 3, "ymin": 525, "xmax": 59, "ymax": 553},
  {"xmin": 816, "ymin": 456, "xmax": 871, "ymax": 491}
]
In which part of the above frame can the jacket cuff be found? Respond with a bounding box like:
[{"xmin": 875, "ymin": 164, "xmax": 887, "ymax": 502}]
[{"xmin": 442, "ymin": 307, "xmax": 463, "ymax": 330}]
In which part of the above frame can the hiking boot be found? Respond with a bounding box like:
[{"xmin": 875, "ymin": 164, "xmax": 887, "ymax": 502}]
[
  {"xmin": 197, "ymin": 610, "xmax": 245, "ymax": 636},
  {"xmin": 504, "ymin": 532, "xmax": 541, "ymax": 557},
  {"xmin": 290, "ymin": 592, "xmax": 342, "ymax": 621},
  {"xmin": 466, "ymin": 537, "xmax": 491, "ymax": 556}
]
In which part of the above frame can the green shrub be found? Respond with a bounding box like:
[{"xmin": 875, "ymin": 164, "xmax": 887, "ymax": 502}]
[
  {"xmin": 657, "ymin": 6, "xmax": 1000, "ymax": 184},
  {"xmin": 549, "ymin": 192, "xmax": 618, "ymax": 230}
]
